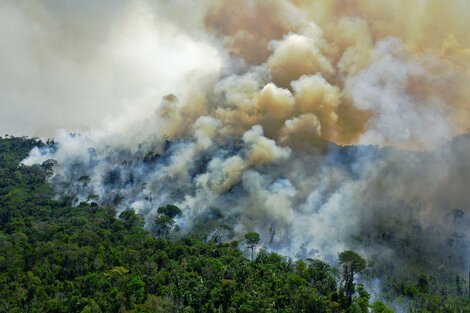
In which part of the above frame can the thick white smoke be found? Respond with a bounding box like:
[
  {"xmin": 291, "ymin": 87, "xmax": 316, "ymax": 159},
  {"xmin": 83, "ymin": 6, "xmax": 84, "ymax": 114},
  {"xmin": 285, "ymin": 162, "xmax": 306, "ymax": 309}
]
[
  {"xmin": 346, "ymin": 38, "xmax": 452, "ymax": 149},
  {"xmin": 0, "ymin": 0, "xmax": 220, "ymax": 136}
]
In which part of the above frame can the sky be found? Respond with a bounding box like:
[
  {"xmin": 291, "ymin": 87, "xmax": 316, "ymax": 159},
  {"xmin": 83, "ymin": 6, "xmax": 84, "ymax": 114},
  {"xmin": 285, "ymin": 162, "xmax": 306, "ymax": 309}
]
[{"xmin": 0, "ymin": 0, "xmax": 220, "ymax": 136}]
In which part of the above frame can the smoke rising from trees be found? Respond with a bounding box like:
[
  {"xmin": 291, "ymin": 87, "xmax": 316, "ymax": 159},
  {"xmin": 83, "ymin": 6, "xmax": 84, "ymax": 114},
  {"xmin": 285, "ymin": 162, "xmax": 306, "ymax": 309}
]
[{"xmin": 13, "ymin": 0, "xmax": 470, "ymax": 280}]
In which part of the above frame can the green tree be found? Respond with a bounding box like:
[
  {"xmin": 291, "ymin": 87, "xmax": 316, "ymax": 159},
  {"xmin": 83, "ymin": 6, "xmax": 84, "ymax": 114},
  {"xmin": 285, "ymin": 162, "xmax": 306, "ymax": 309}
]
[
  {"xmin": 371, "ymin": 301, "xmax": 394, "ymax": 313},
  {"xmin": 157, "ymin": 204, "xmax": 181, "ymax": 219},
  {"xmin": 119, "ymin": 210, "xmax": 142, "ymax": 229},
  {"xmin": 244, "ymin": 232, "xmax": 260, "ymax": 261},
  {"xmin": 154, "ymin": 205, "xmax": 181, "ymax": 236},
  {"xmin": 417, "ymin": 274, "xmax": 429, "ymax": 294},
  {"xmin": 350, "ymin": 283, "xmax": 369, "ymax": 313},
  {"xmin": 339, "ymin": 250, "xmax": 367, "ymax": 306},
  {"xmin": 306, "ymin": 259, "xmax": 337, "ymax": 295}
]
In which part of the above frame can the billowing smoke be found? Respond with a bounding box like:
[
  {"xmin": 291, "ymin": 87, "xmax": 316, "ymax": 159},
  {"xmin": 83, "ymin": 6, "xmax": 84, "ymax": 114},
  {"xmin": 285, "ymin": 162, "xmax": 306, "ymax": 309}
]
[
  {"xmin": 0, "ymin": 0, "xmax": 220, "ymax": 136},
  {"xmin": 16, "ymin": 0, "xmax": 470, "ymax": 281}
]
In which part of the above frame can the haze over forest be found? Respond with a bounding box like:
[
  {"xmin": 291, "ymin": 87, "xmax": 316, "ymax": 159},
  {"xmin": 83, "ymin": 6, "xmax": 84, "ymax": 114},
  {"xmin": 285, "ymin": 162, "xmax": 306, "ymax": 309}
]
[{"xmin": 1, "ymin": 1, "xmax": 470, "ymax": 312}]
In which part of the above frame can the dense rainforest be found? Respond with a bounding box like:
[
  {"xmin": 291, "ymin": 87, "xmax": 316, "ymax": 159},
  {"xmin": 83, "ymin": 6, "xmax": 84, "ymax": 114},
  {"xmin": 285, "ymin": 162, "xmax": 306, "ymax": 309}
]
[{"xmin": 0, "ymin": 136, "xmax": 469, "ymax": 312}]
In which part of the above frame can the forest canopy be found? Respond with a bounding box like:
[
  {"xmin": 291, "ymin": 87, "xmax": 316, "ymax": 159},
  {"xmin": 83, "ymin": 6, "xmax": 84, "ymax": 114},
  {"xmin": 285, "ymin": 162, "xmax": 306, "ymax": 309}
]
[{"xmin": 0, "ymin": 136, "xmax": 468, "ymax": 312}]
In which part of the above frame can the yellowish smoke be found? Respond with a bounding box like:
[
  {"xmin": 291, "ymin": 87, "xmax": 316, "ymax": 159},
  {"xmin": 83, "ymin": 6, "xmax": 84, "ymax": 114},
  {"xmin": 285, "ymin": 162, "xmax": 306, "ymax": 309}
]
[{"xmin": 195, "ymin": 0, "xmax": 470, "ymax": 150}]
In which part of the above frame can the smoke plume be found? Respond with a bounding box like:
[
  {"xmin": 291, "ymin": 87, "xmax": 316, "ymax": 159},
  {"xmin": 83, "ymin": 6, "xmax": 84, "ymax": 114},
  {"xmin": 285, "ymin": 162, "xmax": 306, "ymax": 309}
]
[{"xmin": 14, "ymin": 0, "xmax": 470, "ymax": 287}]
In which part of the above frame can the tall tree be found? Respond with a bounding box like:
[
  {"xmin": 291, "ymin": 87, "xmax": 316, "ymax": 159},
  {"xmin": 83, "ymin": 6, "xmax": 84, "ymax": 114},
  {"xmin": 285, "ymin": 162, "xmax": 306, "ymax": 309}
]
[
  {"xmin": 244, "ymin": 232, "xmax": 260, "ymax": 261},
  {"xmin": 339, "ymin": 250, "xmax": 367, "ymax": 306},
  {"xmin": 154, "ymin": 205, "xmax": 181, "ymax": 236}
]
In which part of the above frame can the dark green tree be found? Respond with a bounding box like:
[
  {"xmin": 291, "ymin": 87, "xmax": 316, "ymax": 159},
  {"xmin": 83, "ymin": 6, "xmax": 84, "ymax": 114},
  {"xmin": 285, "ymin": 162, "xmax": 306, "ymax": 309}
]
[
  {"xmin": 119, "ymin": 210, "xmax": 142, "ymax": 229},
  {"xmin": 339, "ymin": 250, "xmax": 367, "ymax": 306},
  {"xmin": 417, "ymin": 274, "xmax": 429, "ymax": 294},
  {"xmin": 371, "ymin": 301, "xmax": 394, "ymax": 313},
  {"xmin": 157, "ymin": 204, "xmax": 181, "ymax": 219},
  {"xmin": 154, "ymin": 204, "xmax": 181, "ymax": 236},
  {"xmin": 244, "ymin": 232, "xmax": 260, "ymax": 261}
]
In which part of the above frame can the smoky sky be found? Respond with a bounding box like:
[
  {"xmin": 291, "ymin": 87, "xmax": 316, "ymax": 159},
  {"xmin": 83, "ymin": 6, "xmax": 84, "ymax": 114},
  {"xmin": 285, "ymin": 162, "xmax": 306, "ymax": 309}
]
[{"xmin": 0, "ymin": 0, "xmax": 220, "ymax": 136}]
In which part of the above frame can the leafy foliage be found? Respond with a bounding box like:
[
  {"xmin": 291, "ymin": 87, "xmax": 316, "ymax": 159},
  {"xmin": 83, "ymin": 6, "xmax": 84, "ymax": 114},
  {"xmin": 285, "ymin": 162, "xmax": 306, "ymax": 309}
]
[
  {"xmin": 0, "ymin": 136, "xmax": 467, "ymax": 312},
  {"xmin": 154, "ymin": 205, "xmax": 182, "ymax": 237},
  {"xmin": 244, "ymin": 232, "xmax": 260, "ymax": 261},
  {"xmin": 339, "ymin": 251, "xmax": 367, "ymax": 305}
]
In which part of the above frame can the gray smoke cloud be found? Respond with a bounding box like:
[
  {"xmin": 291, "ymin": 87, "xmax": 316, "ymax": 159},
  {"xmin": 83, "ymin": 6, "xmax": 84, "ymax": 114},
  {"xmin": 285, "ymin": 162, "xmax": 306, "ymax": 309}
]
[
  {"xmin": 11, "ymin": 1, "xmax": 470, "ymax": 301},
  {"xmin": 0, "ymin": 0, "xmax": 220, "ymax": 136}
]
